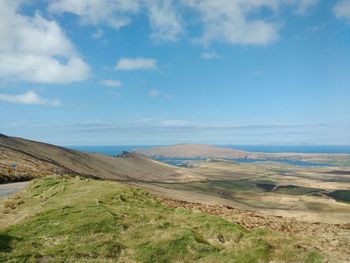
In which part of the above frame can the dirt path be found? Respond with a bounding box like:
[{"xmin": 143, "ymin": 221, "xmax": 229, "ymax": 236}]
[{"xmin": 0, "ymin": 181, "xmax": 29, "ymax": 198}]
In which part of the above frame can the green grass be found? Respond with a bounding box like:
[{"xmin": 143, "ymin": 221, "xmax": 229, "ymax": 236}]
[
  {"xmin": 212, "ymin": 180, "xmax": 261, "ymax": 192},
  {"xmin": 0, "ymin": 176, "xmax": 323, "ymax": 262},
  {"xmin": 184, "ymin": 180, "xmax": 261, "ymax": 193},
  {"xmin": 274, "ymin": 185, "xmax": 321, "ymax": 196},
  {"xmin": 326, "ymin": 190, "xmax": 350, "ymax": 203},
  {"xmin": 185, "ymin": 180, "xmax": 325, "ymax": 198}
]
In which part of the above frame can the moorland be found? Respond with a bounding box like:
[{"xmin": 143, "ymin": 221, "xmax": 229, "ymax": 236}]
[{"xmin": 1, "ymin": 135, "xmax": 350, "ymax": 262}]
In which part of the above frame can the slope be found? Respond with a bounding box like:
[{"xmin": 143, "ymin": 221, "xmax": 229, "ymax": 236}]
[
  {"xmin": 0, "ymin": 176, "xmax": 322, "ymax": 262},
  {"xmin": 0, "ymin": 134, "xmax": 201, "ymax": 183}
]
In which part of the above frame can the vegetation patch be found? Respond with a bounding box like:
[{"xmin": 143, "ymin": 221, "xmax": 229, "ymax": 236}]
[
  {"xmin": 255, "ymin": 183, "xmax": 276, "ymax": 191},
  {"xmin": 0, "ymin": 177, "xmax": 323, "ymax": 262},
  {"xmin": 327, "ymin": 190, "xmax": 350, "ymax": 203},
  {"xmin": 185, "ymin": 180, "xmax": 326, "ymax": 198},
  {"xmin": 274, "ymin": 185, "xmax": 321, "ymax": 196}
]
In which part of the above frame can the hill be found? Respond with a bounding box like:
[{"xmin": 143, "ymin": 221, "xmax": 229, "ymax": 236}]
[
  {"xmin": 1, "ymin": 135, "xmax": 349, "ymax": 261},
  {"xmin": 0, "ymin": 134, "xmax": 201, "ymax": 183},
  {"xmin": 135, "ymin": 144, "xmax": 248, "ymax": 159},
  {"xmin": 0, "ymin": 176, "xmax": 322, "ymax": 262},
  {"xmin": 135, "ymin": 143, "xmax": 350, "ymax": 166}
]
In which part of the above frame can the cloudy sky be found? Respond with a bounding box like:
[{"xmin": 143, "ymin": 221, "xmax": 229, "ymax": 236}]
[{"xmin": 0, "ymin": 0, "xmax": 349, "ymax": 145}]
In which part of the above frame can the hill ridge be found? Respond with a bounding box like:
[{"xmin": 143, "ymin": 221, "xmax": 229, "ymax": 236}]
[{"xmin": 0, "ymin": 134, "xmax": 202, "ymax": 183}]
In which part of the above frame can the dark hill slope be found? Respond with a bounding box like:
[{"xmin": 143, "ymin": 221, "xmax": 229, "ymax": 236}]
[{"xmin": 0, "ymin": 134, "xmax": 201, "ymax": 183}]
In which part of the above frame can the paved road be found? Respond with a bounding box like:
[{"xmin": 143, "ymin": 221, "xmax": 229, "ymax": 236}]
[{"xmin": 0, "ymin": 181, "xmax": 29, "ymax": 198}]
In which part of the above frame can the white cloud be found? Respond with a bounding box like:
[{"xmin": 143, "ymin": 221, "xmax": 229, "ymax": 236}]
[
  {"xmin": 116, "ymin": 57, "xmax": 157, "ymax": 70},
  {"xmin": 200, "ymin": 51, "xmax": 221, "ymax": 60},
  {"xmin": 47, "ymin": 0, "xmax": 320, "ymax": 46},
  {"xmin": 183, "ymin": 0, "xmax": 280, "ymax": 45},
  {"xmin": 147, "ymin": 0, "xmax": 183, "ymax": 42},
  {"xmin": 0, "ymin": 0, "xmax": 89, "ymax": 84},
  {"xmin": 49, "ymin": 0, "xmax": 183, "ymax": 42},
  {"xmin": 158, "ymin": 119, "xmax": 192, "ymax": 127},
  {"xmin": 0, "ymin": 91, "xmax": 61, "ymax": 106},
  {"xmin": 148, "ymin": 89, "xmax": 159, "ymax": 97},
  {"xmin": 295, "ymin": 0, "xmax": 319, "ymax": 14},
  {"xmin": 334, "ymin": 0, "xmax": 350, "ymax": 22},
  {"xmin": 92, "ymin": 28, "xmax": 104, "ymax": 39},
  {"xmin": 101, "ymin": 79, "xmax": 122, "ymax": 87},
  {"xmin": 307, "ymin": 23, "xmax": 326, "ymax": 32},
  {"xmin": 48, "ymin": 0, "xmax": 140, "ymax": 29}
]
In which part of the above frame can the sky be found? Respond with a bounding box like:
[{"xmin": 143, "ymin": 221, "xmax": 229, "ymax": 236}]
[{"xmin": 0, "ymin": 0, "xmax": 350, "ymax": 145}]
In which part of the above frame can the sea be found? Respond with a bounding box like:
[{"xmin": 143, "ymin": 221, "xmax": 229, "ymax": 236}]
[
  {"xmin": 67, "ymin": 145, "xmax": 154, "ymax": 156},
  {"xmin": 66, "ymin": 145, "xmax": 350, "ymax": 168}
]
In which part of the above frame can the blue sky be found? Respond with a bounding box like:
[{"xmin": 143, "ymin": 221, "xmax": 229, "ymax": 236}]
[{"xmin": 0, "ymin": 0, "xmax": 350, "ymax": 145}]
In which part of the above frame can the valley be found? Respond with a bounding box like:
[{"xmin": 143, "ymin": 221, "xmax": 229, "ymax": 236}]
[{"xmin": 1, "ymin": 136, "xmax": 350, "ymax": 262}]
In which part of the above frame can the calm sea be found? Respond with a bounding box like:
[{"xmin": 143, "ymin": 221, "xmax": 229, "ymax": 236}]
[{"xmin": 67, "ymin": 145, "xmax": 157, "ymax": 156}]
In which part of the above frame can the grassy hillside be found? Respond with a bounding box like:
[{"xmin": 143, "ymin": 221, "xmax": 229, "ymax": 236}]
[
  {"xmin": 0, "ymin": 177, "xmax": 322, "ymax": 262},
  {"xmin": 0, "ymin": 134, "xmax": 200, "ymax": 183}
]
